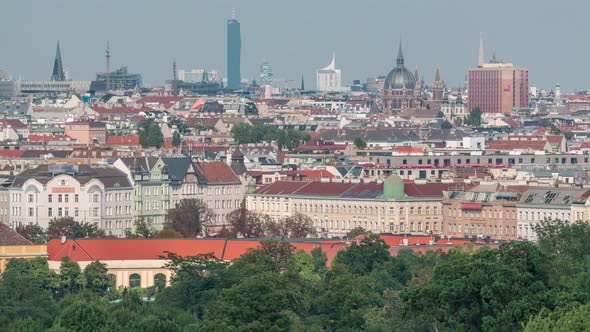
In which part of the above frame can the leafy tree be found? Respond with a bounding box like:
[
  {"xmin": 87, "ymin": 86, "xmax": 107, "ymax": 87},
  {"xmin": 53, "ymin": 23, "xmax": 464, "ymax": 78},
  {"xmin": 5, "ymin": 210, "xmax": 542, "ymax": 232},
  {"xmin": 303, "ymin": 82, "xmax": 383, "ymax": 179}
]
[
  {"xmin": 354, "ymin": 137, "xmax": 367, "ymax": 149},
  {"xmin": 346, "ymin": 226, "xmax": 368, "ymax": 238},
  {"xmin": 147, "ymin": 123, "xmax": 164, "ymax": 148},
  {"xmin": 230, "ymin": 123, "xmax": 311, "ymax": 150},
  {"xmin": 525, "ymin": 305, "xmax": 590, "ymax": 332},
  {"xmin": 55, "ymin": 257, "xmax": 85, "ymax": 297},
  {"xmin": 15, "ymin": 223, "xmax": 48, "ymax": 244},
  {"xmin": 83, "ymin": 261, "xmax": 112, "ymax": 296},
  {"xmin": 267, "ymin": 213, "xmax": 317, "ymax": 238},
  {"xmin": 436, "ymin": 110, "xmax": 445, "ymax": 118},
  {"xmin": 464, "ymin": 106, "xmax": 482, "ymax": 127},
  {"xmin": 157, "ymin": 253, "xmax": 233, "ymax": 319},
  {"xmin": 154, "ymin": 228, "xmax": 180, "ymax": 238},
  {"xmin": 47, "ymin": 217, "xmax": 105, "ymax": 239},
  {"xmin": 200, "ymin": 271, "xmax": 309, "ymax": 331},
  {"xmin": 165, "ymin": 199, "xmax": 215, "ymax": 238},
  {"xmin": 225, "ymin": 208, "xmax": 268, "ymax": 238},
  {"xmin": 52, "ymin": 292, "xmax": 111, "ymax": 332},
  {"xmin": 172, "ymin": 131, "xmax": 182, "ymax": 147},
  {"xmin": 333, "ymin": 234, "xmax": 390, "ymax": 275},
  {"xmin": 0, "ymin": 258, "xmax": 58, "ymax": 328},
  {"xmin": 126, "ymin": 217, "xmax": 154, "ymax": 238}
]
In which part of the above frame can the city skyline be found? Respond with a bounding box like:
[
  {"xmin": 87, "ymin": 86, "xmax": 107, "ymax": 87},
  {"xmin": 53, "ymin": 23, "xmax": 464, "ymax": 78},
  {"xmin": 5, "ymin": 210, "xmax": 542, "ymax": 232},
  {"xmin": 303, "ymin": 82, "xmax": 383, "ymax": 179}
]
[{"xmin": 1, "ymin": 0, "xmax": 588, "ymax": 90}]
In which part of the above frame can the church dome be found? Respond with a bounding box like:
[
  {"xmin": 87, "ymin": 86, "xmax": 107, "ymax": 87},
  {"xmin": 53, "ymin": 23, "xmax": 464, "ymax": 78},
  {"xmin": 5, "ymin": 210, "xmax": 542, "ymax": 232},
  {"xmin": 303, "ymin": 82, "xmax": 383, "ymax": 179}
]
[
  {"xmin": 384, "ymin": 67, "xmax": 415, "ymax": 90},
  {"xmin": 383, "ymin": 43, "xmax": 415, "ymax": 90}
]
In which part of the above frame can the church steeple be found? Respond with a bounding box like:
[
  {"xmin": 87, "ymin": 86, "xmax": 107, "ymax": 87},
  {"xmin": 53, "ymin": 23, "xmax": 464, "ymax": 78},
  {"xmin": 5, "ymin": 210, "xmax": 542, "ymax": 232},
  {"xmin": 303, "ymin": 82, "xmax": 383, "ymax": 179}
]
[
  {"xmin": 396, "ymin": 41, "xmax": 405, "ymax": 67},
  {"xmin": 51, "ymin": 41, "xmax": 65, "ymax": 81},
  {"xmin": 433, "ymin": 65, "xmax": 443, "ymax": 101}
]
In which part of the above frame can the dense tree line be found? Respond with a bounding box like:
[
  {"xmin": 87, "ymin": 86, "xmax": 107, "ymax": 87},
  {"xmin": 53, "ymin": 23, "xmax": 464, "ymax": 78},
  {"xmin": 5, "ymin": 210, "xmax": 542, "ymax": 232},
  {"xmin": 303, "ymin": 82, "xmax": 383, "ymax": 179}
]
[
  {"xmin": 6, "ymin": 220, "xmax": 590, "ymax": 330},
  {"xmin": 231, "ymin": 123, "xmax": 311, "ymax": 150}
]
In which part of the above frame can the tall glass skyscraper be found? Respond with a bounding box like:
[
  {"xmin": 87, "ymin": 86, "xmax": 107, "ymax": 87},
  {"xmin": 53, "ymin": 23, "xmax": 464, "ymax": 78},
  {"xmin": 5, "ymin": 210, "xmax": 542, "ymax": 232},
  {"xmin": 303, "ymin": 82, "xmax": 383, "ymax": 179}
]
[{"xmin": 227, "ymin": 18, "xmax": 241, "ymax": 90}]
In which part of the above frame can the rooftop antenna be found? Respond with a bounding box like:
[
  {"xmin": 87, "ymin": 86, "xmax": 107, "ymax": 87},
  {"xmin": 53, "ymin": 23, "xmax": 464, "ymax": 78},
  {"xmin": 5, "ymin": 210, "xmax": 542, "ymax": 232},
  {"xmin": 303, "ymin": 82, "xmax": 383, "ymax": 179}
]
[
  {"xmin": 173, "ymin": 58, "xmax": 177, "ymax": 81},
  {"xmin": 232, "ymin": 7, "xmax": 236, "ymax": 19},
  {"xmin": 105, "ymin": 41, "xmax": 111, "ymax": 94},
  {"xmin": 478, "ymin": 32, "xmax": 484, "ymax": 66}
]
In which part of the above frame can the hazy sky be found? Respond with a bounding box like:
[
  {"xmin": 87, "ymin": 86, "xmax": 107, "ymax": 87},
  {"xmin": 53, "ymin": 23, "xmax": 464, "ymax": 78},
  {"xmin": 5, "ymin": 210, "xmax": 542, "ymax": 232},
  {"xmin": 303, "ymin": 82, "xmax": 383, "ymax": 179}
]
[{"xmin": 1, "ymin": 0, "xmax": 588, "ymax": 91}]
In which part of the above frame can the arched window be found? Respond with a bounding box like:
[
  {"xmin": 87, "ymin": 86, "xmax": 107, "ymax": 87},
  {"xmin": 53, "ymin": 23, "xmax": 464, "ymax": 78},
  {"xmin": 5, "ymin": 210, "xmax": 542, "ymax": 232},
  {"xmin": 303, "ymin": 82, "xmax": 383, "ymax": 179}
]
[
  {"xmin": 154, "ymin": 273, "xmax": 166, "ymax": 289},
  {"xmin": 129, "ymin": 273, "xmax": 141, "ymax": 288},
  {"xmin": 108, "ymin": 274, "xmax": 117, "ymax": 288}
]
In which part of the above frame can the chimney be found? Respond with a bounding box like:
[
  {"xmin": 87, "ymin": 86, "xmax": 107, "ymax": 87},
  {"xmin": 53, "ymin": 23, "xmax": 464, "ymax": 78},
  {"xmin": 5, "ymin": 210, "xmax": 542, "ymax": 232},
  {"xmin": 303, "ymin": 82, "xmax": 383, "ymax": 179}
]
[{"xmin": 61, "ymin": 235, "xmax": 67, "ymax": 244}]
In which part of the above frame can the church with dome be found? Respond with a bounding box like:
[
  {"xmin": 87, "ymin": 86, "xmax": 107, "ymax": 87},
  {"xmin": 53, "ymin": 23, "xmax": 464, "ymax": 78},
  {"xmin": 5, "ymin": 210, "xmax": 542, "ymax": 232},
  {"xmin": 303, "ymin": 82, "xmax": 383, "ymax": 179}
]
[{"xmin": 380, "ymin": 43, "xmax": 423, "ymax": 113}]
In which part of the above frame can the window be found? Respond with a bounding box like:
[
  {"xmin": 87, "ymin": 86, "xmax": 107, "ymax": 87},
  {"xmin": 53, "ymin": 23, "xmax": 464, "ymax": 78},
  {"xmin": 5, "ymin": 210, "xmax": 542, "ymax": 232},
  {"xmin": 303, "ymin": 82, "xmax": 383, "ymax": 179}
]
[
  {"xmin": 29, "ymin": 207, "xmax": 34, "ymax": 217},
  {"xmin": 58, "ymin": 207, "xmax": 63, "ymax": 217},
  {"xmin": 93, "ymin": 207, "xmax": 98, "ymax": 217},
  {"xmin": 48, "ymin": 194, "xmax": 53, "ymax": 203},
  {"xmin": 75, "ymin": 207, "xmax": 79, "ymax": 217},
  {"xmin": 64, "ymin": 194, "xmax": 69, "ymax": 203},
  {"xmin": 28, "ymin": 194, "xmax": 34, "ymax": 203},
  {"xmin": 75, "ymin": 194, "xmax": 79, "ymax": 203},
  {"xmin": 58, "ymin": 194, "xmax": 63, "ymax": 203},
  {"xmin": 64, "ymin": 207, "xmax": 69, "ymax": 217},
  {"xmin": 48, "ymin": 208, "xmax": 53, "ymax": 217},
  {"xmin": 129, "ymin": 273, "xmax": 141, "ymax": 288},
  {"xmin": 93, "ymin": 194, "xmax": 99, "ymax": 203},
  {"xmin": 154, "ymin": 273, "xmax": 166, "ymax": 289}
]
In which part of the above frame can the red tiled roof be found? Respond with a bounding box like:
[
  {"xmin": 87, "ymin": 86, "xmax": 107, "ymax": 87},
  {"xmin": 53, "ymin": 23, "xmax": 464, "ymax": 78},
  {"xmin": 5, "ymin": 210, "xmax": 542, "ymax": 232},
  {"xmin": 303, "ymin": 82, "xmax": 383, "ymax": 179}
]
[
  {"xmin": 255, "ymin": 181, "xmax": 310, "ymax": 195},
  {"xmin": 48, "ymin": 239, "xmax": 227, "ymax": 261},
  {"xmin": 105, "ymin": 135, "xmax": 140, "ymax": 146},
  {"xmin": 487, "ymin": 140, "xmax": 549, "ymax": 150},
  {"xmin": 0, "ymin": 119, "xmax": 27, "ymax": 128},
  {"xmin": 195, "ymin": 162, "xmax": 240, "ymax": 183},
  {"xmin": 286, "ymin": 170, "xmax": 334, "ymax": 180},
  {"xmin": 0, "ymin": 150, "xmax": 25, "ymax": 158},
  {"xmin": 395, "ymin": 147, "xmax": 425, "ymax": 154},
  {"xmin": 404, "ymin": 182, "xmax": 458, "ymax": 198},
  {"xmin": 27, "ymin": 134, "xmax": 72, "ymax": 143},
  {"xmin": 92, "ymin": 106, "xmax": 147, "ymax": 114}
]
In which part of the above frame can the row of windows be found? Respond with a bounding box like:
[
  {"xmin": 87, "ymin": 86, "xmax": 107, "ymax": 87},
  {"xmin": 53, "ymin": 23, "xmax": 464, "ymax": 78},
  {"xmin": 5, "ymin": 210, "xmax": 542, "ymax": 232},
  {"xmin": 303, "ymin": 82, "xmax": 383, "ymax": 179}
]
[
  {"xmin": 447, "ymin": 208, "xmax": 514, "ymax": 219},
  {"xmin": 104, "ymin": 220, "xmax": 133, "ymax": 230},
  {"xmin": 124, "ymin": 273, "xmax": 166, "ymax": 288},
  {"xmin": 48, "ymin": 207, "xmax": 99, "ymax": 218},
  {"xmin": 106, "ymin": 206, "xmax": 131, "ymax": 216},
  {"xmin": 316, "ymin": 219, "xmax": 440, "ymax": 233},
  {"xmin": 48, "ymin": 194, "xmax": 81, "ymax": 203},
  {"xmin": 106, "ymin": 192, "xmax": 131, "ymax": 202},
  {"xmin": 445, "ymin": 223, "xmax": 516, "ymax": 236}
]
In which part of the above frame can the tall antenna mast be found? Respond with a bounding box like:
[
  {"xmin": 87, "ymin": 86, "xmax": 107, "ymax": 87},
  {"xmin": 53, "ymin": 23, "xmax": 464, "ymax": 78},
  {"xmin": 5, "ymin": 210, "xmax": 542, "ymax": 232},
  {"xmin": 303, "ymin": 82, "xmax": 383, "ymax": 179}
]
[{"xmin": 105, "ymin": 41, "xmax": 111, "ymax": 94}]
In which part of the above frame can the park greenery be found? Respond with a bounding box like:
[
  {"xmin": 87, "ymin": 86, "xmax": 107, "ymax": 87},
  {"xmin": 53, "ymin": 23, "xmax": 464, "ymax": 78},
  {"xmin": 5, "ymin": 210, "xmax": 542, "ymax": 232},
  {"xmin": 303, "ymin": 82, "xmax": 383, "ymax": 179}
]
[
  {"xmin": 5, "ymin": 220, "xmax": 590, "ymax": 330},
  {"xmin": 138, "ymin": 118, "xmax": 164, "ymax": 149},
  {"xmin": 230, "ymin": 123, "xmax": 311, "ymax": 150}
]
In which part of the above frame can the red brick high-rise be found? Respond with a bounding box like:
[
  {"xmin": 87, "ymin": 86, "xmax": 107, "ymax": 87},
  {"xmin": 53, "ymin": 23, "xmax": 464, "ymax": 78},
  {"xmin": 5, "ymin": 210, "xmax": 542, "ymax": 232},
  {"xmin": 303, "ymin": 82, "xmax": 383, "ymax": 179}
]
[{"xmin": 467, "ymin": 34, "xmax": 528, "ymax": 114}]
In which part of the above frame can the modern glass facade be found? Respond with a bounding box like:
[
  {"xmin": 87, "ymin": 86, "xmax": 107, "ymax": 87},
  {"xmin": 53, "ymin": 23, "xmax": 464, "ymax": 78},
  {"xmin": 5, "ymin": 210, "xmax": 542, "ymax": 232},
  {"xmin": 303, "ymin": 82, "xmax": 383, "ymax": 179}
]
[{"xmin": 227, "ymin": 18, "xmax": 241, "ymax": 90}]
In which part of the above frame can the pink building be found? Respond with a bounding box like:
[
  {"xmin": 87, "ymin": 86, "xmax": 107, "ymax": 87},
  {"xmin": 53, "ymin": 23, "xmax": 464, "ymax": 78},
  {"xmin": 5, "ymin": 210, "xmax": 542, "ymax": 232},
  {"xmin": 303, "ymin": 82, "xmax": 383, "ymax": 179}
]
[{"xmin": 467, "ymin": 34, "xmax": 528, "ymax": 114}]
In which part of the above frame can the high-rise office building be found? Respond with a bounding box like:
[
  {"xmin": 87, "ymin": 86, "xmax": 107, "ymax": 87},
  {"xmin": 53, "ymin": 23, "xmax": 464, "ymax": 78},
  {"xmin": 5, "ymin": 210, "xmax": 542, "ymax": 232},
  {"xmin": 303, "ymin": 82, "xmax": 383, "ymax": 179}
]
[
  {"xmin": 227, "ymin": 17, "xmax": 241, "ymax": 90},
  {"xmin": 468, "ymin": 33, "xmax": 528, "ymax": 114}
]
